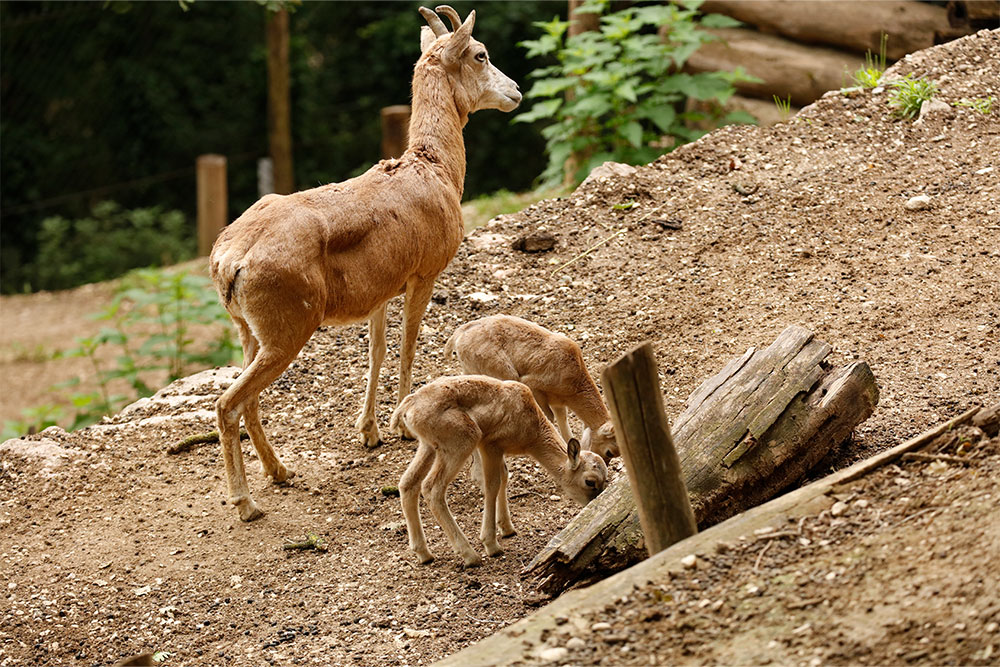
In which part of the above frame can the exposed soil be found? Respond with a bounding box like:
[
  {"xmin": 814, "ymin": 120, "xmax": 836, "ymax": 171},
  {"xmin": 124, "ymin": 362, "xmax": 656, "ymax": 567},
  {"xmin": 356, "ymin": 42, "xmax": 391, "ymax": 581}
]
[{"xmin": 2, "ymin": 28, "xmax": 999, "ymax": 667}]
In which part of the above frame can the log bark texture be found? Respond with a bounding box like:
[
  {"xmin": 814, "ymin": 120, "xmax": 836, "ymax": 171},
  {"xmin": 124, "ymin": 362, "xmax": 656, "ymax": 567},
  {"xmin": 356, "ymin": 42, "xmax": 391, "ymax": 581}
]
[
  {"xmin": 686, "ymin": 28, "xmax": 866, "ymax": 107},
  {"xmin": 699, "ymin": 1, "xmax": 953, "ymax": 60},
  {"xmin": 525, "ymin": 325, "xmax": 879, "ymax": 595}
]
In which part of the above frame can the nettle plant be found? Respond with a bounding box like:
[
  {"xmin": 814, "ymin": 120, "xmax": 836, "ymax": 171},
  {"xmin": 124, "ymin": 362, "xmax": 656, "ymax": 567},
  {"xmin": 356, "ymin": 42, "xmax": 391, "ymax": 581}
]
[{"xmin": 515, "ymin": 0, "xmax": 756, "ymax": 186}]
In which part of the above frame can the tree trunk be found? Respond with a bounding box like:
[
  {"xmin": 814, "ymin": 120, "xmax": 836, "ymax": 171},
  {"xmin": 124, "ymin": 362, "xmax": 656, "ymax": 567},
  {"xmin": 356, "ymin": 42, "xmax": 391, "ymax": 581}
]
[
  {"xmin": 686, "ymin": 27, "xmax": 866, "ymax": 107},
  {"xmin": 525, "ymin": 325, "xmax": 879, "ymax": 595},
  {"xmin": 267, "ymin": 9, "xmax": 294, "ymax": 195},
  {"xmin": 699, "ymin": 1, "xmax": 955, "ymax": 60}
]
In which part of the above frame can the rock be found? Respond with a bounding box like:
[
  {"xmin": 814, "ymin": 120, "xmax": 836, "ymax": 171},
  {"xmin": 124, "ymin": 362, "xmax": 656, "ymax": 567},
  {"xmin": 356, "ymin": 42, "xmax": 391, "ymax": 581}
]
[
  {"xmin": 538, "ymin": 646, "xmax": 568, "ymax": 662},
  {"xmin": 512, "ymin": 231, "xmax": 557, "ymax": 253},
  {"xmin": 590, "ymin": 622, "xmax": 612, "ymax": 632},
  {"xmin": 468, "ymin": 231, "xmax": 510, "ymax": 251},
  {"xmin": 831, "ymin": 500, "xmax": 849, "ymax": 516},
  {"xmin": 579, "ymin": 161, "xmax": 637, "ymax": 188},
  {"xmin": 467, "ymin": 291, "xmax": 498, "ymax": 304},
  {"xmin": 916, "ymin": 98, "xmax": 952, "ymax": 123},
  {"xmin": 905, "ymin": 194, "xmax": 933, "ymax": 211},
  {"xmin": 565, "ymin": 637, "xmax": 586, "ymax": 650},
  {"xmin": 431, "ymin": 290, "xmax": 448, "ymax": 305},
  {"xmin": 681, "ymin": 554, "xmax": 698, "ymax": 569}
]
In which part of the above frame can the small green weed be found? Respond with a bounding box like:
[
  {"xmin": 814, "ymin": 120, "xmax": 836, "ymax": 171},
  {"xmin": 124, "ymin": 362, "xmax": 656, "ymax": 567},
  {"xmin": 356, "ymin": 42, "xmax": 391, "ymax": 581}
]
[
  {"xmin": 952, "ymin": 96, "xmax": 994, "ymax": 114},
  {"xmin": 888, "ymin": 74, "xmax": 937, "ymax": 119},
  {"xmin": 852, "ymin": 33, "xmax": 888, "ymax": 88},
  {"xmin": 773, "ymin": 94, "xmax": 792, "ymax": 118}
]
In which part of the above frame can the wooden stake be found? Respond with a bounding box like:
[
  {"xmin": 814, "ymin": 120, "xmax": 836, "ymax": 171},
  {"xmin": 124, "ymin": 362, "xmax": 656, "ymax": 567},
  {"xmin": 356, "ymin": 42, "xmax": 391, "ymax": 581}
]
[
  {"xmin": 380, "ymin": 105, "xmax": 411, "ymax": 159},
  {"xmin": 267, "ymin": 8, "xmax": 294, "ymax": 194},
  {"xmin": 602, "ymin": 342, "xmax": 697, "ymax": 557},
  {"xmin": 196, "ymin": 154, "xmax": 227, "ymax": 257}
]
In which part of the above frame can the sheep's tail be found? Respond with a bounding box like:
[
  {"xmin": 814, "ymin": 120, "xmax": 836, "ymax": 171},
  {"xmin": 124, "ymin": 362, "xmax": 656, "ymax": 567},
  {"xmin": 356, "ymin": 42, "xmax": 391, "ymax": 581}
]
[{"xmin": 390, "ymin": 393, "xmax": 416, "ymax": 434}]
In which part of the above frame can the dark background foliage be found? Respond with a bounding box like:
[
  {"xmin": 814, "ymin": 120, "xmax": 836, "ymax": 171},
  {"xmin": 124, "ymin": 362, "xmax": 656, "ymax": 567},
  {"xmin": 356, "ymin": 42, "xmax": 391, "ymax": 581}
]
[{"xmin": 1, "ymin": 1, "xmax": 557, "ymax": 293}]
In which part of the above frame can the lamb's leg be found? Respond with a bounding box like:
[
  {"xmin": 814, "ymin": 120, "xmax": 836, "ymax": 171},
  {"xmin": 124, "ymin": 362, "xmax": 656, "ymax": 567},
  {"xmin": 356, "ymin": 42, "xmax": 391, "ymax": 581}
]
[
  {"xmin": 400, "ymin": 441, "xmax": 436, "ymax": 564},
  {"xmin": 478, "ymin": 448, "xmax": 506, "ymax": 556},
  {"xmin": 496, "ymin": 451, "xmax": 516, "ymax": 538},
  {"xmin": 356, "ymin": 303, "xmax": 388, "ymax": 449},
  {"xmin": 553, "ymin": 405, "xmax": 572, "ymax": 443},
  {"xmin": 424, "ymin": 446, "xmax": 481, "ymax": 567}
]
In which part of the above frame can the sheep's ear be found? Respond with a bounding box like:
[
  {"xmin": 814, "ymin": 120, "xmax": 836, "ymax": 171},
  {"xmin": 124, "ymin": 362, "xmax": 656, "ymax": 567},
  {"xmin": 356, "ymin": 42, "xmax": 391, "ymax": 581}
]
[
  {"xmin": 441, "ymin": 9, "xmax": 474, "ymax": 65},
  {"xmin": 567, "ymin": 437, "xmax": 581, "ymax": 468},
  {"xmin": 420, "ymin": 25, "xmax": 436, "ymax": 53}
]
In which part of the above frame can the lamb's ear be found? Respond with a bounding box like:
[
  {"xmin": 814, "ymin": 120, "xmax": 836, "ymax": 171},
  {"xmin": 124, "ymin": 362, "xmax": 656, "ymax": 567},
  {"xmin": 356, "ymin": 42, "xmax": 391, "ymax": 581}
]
[
  {"xmin": 420, "ymin": 25, "xmax": 437, "ymax": 53},
  {"xmin": 581, "ymin": 427, "xmax": 593, "ymax": 451},
  {"xmin": 567, "ymin": 437, "xmax": 581, "ymax": 469},
  {"xmin": 441, "ymin": 9, "xmax": 474, "ymax": 65}
]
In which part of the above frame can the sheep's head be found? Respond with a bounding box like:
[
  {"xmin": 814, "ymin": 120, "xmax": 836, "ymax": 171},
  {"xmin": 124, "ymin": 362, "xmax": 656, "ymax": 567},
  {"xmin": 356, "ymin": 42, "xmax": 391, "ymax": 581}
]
[
  {"xmin": 419, "ymin": 5, "xmax": 521, "ymax": 115},
  {"xmin": 583, "ymin": 422, "xmax": 619, "ymax": 464},
  {"xmin": 561, "ymin": 437, "xmax": 608, "ymax": 505}
]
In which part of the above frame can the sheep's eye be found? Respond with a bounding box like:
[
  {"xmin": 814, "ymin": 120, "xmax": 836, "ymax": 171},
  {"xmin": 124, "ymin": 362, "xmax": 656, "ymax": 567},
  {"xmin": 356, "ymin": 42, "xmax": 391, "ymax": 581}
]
[
  {"xmin": 585, "ymin": 479, "xmax": 596, "ymax": 488},
  {"xmin": 474, "ymin": 52, "xmax": 487, "ymax": 63}
]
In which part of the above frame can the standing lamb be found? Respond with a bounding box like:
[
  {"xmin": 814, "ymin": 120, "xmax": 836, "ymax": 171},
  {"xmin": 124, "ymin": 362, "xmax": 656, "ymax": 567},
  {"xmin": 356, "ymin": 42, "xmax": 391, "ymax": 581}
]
[
  {"xmin": 209, "ymin": 6, "xmax": 521, "ymax": 521},
  {"xmin": 391, "ymin": 375, "xmax": 608, "ymax": 567},
  {"xmin": 444, "ymin": 314, "xmax": 619, "ymax": 462}
]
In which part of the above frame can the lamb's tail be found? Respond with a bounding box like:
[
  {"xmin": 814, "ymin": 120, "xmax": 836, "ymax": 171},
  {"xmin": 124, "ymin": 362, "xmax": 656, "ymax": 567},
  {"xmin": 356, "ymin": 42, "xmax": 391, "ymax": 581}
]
[
  {"xmin": 389, "ymin": 393, "xmax": 417, "ymax": 434},
  {"xmin": 443, "ymin": 328, "xmax": 460, "ymax": 360}
]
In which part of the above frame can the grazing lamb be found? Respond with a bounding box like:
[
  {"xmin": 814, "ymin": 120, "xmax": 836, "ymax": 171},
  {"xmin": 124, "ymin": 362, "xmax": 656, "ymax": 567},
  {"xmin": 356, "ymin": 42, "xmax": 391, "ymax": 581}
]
[
  {"xmin": 444, "ymin": 314, "xmax": 619, "ymax": 462},
  {"xmin": 391, "ymin": 375, "xmax": 608, "ymax": 567},
  {"xmin": 208, "ymin": 6, "xmax": 521, "ymax": 521}
]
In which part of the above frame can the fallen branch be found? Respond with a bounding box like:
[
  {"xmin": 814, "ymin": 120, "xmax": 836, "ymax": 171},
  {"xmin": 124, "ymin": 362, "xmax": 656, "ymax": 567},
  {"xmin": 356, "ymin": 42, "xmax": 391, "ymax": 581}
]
[
  {"xmin": 550, "ymin": 229, "xmax": 627, "ymax": 277},
  {"xmin": 168, "ymin": 429, "xmax": 248, "ymax": 455},
  {"xmin": 901, "ymin": 452, "xmax": 973, "ymax": 465},
  {"xmin": 282, "ymin": 532, "xmax": 328, "ymax": 552}
]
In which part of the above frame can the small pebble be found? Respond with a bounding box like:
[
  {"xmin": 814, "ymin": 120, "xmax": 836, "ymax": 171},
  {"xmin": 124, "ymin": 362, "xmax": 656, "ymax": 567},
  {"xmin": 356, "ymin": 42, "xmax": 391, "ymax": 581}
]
[
  {"xmin": 681, "ymin": 554, "xmax": 698, "ymax": 569},
  {"xmin": 566, "ymin": 637, "xmax": 586, "ymax": 650},
  {"xmin": 591, "ymin": 622, "xmax": 612, "ymax": 632},
  {"xmin": 831, "ymin": 501, "xmax": 848, "ymax": 516},
  {"xmin": 538, "ymin": 647, "xmax": 568, "ymax": 663},
  {"xmin": 905, "ymin": 194, "xmax": 932, "ymax": 211}
]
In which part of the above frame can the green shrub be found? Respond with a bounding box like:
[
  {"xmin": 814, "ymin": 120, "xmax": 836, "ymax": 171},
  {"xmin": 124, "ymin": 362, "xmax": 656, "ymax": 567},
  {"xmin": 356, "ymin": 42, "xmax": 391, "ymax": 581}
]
[
  {"xmin": 32, "ymin": 201, "xmax": 194, "ymax": 292},
  {"xmin": 514, "ymin": 0, "xmax": 756, "ymax": 186}
]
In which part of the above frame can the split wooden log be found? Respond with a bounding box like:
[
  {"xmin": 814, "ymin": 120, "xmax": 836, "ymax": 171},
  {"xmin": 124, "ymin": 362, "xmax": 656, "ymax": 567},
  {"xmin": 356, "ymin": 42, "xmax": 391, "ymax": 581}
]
[
  {"xmin": 686, "ymin": 28, "xmax": 866, "ymax": 107},
  {"xmin": 699, "ymin": 1, "xmax": 955, "ymax": 60},
  {"xmin": 524, "ymin": 325, "xmax": 879, "ymax": 595}
]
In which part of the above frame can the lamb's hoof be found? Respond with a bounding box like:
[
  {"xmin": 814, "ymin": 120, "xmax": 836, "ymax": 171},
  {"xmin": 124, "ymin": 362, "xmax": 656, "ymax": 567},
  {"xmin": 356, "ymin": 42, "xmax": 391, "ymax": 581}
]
[
  {"xmin": 462, "ymin": 553, "xmax": 483, "ymax": 568},
  {"xmin": 500, "ymin": 526, "xmax": 517, "ymax": 539},
  {"xmin": 270, "ymin": 464, "xmax": 296, "ymax": 485},
  {"xmin": 484, "ymin": 542, "xmax": 504, "ymax": 558},
  {"xmin": 236, "ymin": 498, "xmax": 265, "ymax": 522}
]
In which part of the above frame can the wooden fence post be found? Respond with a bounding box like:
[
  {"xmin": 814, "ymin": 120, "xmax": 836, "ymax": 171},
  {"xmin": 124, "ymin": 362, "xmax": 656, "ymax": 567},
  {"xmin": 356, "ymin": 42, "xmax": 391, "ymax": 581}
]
[
  {"xmin": 267, "ymin": 8, "xmax": 294, "ymax": 194},
  {"xmin": 380, "ymin": 105, "xmax": 411, "ymax": 159},
  {"xmin": 196, "ymin": 154, "xmax": 227, "ymax": 257},
  {"xmin": 602, "ymin": 342, "xmax": 697, "ymax": 556}
]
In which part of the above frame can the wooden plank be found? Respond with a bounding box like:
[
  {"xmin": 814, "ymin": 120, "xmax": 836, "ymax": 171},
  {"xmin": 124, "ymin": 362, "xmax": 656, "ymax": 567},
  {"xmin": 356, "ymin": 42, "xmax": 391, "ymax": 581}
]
[
  {"xmin": 196, "ymin": 154, "xmax": 227, "ymax": 257},
  {"xmin": 603, "ymin": 343, "xmax": 697, "ymax": 556}
]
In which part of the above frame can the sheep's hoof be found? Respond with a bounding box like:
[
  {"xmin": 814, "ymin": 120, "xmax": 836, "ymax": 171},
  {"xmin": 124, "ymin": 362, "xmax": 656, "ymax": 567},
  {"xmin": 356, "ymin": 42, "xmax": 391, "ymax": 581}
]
[
  {"xmin": 484, "ymin": 542, "xmax": 504, "ymax": 558},
  {"xmin": 500, "ymin": 526, "xmax": 517, "ymax": 539},
  {"xmin": 269, "ymin": 464, "xmax": 296, "ymax": 485},
  {"xmin": 462, "ymin": 554, "xmax": 483, "ymax": 568},
  {"xmin": 415, "ymin": 550, "xmax": 435, "ymax": 565},
  {"xmin": 359, "ymin": 430, "xmax": 383, "ymax": 450},
  {"xmin": 236, "ymin": 498, "xmax": 265, "ymax": 522}
]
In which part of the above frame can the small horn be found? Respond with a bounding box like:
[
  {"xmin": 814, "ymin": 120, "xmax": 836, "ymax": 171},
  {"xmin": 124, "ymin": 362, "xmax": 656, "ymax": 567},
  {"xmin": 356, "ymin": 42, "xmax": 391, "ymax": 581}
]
[
  {"xmin": 419, "ymin": 6, "xmax": 448, "ymax": 37},
  {"xmin": 435, "ymin": 5, "xmax": 462, "ymax": 32}
]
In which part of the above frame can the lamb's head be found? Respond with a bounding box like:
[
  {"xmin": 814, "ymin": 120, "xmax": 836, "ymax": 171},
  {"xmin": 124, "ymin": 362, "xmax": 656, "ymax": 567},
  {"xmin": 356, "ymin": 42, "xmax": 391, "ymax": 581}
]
[
  {"xmin": 560, "ymin": 437, "xmax": 608, "ymax": 505},
  {"xmin": 419, "ymin": 5, "xmax": 521, "ymax": 114},
  {"xmin": 583, "ymin": 422, "xmax": 619, "ymax": 464}
]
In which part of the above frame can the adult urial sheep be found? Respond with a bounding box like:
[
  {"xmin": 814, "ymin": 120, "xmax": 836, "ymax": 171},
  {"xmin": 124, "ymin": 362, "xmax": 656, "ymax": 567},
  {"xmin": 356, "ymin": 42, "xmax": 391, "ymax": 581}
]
[{"xmin": 209, "ymin": 6, "xmax": 521, "ymax": 521}]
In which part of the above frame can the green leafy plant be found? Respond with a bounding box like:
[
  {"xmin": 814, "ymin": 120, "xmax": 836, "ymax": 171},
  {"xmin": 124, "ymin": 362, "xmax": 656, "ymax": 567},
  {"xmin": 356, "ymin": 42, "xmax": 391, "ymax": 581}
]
[
  {"xmin": 4, "ymin": 267, "xmax": 241, "ymax": 437},
  {"xmin": 32, "ymin": 201, "xmax": 194, "ymax": 292},
  {"xmin": 515, "ymin": 0, "xmax": 757, "ymax": 186},
  {"xmin": 952, "ymin": 96, "xmax": 994, "ymax": 114},
  {"xmin": 888, "ymin": 74, "xmax": 938, "ymax": 119},
  {"xmin": 851, "ymin": 33, "xmax": 887, "ymax": 88}
]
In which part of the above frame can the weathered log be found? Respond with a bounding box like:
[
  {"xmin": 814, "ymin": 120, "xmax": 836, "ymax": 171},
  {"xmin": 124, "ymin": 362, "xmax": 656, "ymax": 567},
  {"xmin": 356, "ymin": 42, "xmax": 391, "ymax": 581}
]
[
  {"xmin": 699, "ymin": 1, "xmax": 954, "ymax": 60},
  {"xmin": 947, "ymin": 1, "xmax": 1000, "ymax": 30},
  {"xmin": 603, "ymin": 343, "xmax": 697, "ymax": 556},
  {"xmin": 686, "ymin": 27, "xmax": 866, "ymax": 107},
  {"xmin": 524, "ymin": 325, "xmax": 879, "ymax": 595}
]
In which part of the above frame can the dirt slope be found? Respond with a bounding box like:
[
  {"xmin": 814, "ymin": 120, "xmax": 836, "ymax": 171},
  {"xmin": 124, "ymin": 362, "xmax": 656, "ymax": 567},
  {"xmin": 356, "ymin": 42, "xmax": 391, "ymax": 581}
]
[{"xmin": 1, "ymin": 29, "xmax": 998, "ymax": 667}]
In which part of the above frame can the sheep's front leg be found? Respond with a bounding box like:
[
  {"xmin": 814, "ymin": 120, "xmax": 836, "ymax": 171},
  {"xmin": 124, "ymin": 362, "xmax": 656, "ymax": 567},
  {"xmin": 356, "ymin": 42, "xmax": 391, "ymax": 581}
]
[
  {"xmin": 356, "ymin": 303, "xmax": 388, "ymax": 449},
  {"xmin": 478, "ymin": 449, "xmax": 506, "ymax": 556},
  {"xmin": 496, "ymin": 452, "xmax": 516, "ymax": 538}
]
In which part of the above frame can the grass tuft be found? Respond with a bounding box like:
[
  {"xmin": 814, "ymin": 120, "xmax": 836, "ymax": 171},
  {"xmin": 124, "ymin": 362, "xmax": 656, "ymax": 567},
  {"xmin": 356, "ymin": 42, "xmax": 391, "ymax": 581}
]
[{"xmin": 888, "ymin": 74, "xmax": 937, "ymax": 119}]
